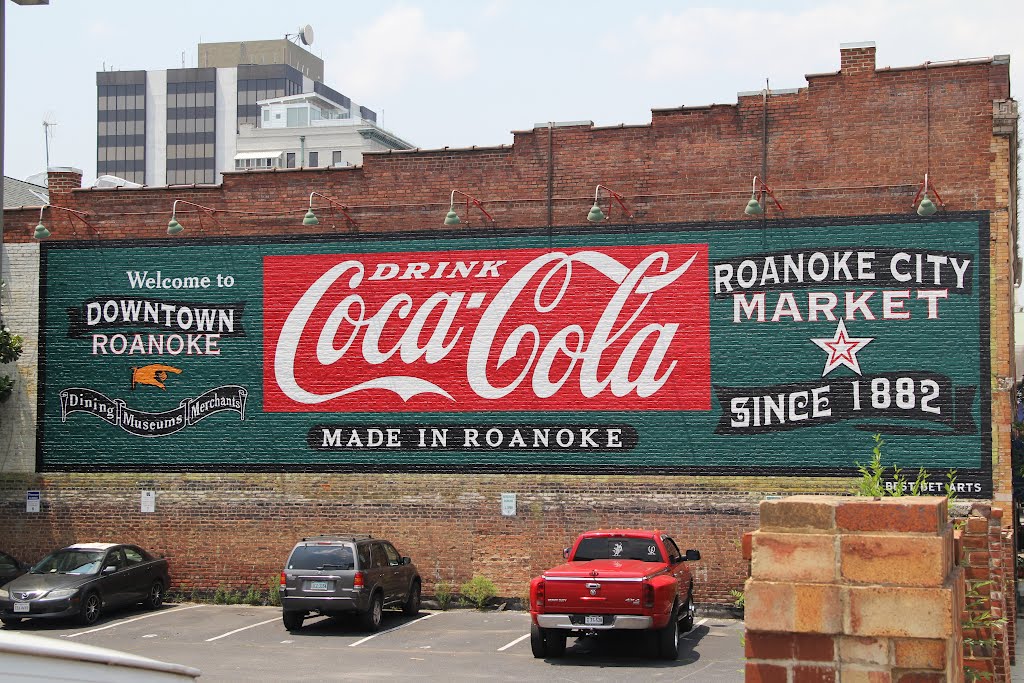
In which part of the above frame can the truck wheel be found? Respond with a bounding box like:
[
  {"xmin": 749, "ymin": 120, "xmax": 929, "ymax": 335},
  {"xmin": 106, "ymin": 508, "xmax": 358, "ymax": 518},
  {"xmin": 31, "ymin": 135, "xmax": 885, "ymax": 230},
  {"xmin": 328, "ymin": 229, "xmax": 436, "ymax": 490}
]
[
  {"xmin": 656, "ymin": 605, "xmax": 680, "ymax": 660},
  {"xmin": 680, "ymin": 595, "xmax": 695, "ymax": 633},
  {"xmin": 545, "ymin": 629, "xmax": 567, "ymax": 657},
  {"xmin": 530, "ymin": 623, "xmax": 547, "ymax": 658}
]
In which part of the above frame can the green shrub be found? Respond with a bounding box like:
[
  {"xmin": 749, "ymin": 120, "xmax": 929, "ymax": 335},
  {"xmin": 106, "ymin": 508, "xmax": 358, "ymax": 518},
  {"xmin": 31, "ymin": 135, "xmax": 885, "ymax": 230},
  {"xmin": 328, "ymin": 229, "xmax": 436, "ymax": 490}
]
[
  {"xmin": 434, "ymin": 581, "xmax": 455, "ymax": 610},
  {"xmin": 460, "ymin": 575, "xmax": 497, "ymax": 610},
  {"xmin": 267, "ymin": 576, "xmax": 281, "ymax": 607},
  {"xmin": 212, "ymin": 586, "xmax": 228, "ymax": 604},
  {"xmin": 244, "ymin": 586, "xmax": 262, "ymax": 606}
]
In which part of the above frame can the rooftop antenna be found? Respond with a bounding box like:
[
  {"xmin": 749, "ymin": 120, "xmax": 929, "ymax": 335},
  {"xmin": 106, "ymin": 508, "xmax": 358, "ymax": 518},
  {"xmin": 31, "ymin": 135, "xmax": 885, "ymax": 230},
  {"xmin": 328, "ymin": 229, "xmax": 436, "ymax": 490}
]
[
  {"xmin": 286, "ymin": 24, "xmax": 315, "ymax": 47},
  {"xmin": 42, "ymin": 114, "xmax": 57, "ymax": 170}
]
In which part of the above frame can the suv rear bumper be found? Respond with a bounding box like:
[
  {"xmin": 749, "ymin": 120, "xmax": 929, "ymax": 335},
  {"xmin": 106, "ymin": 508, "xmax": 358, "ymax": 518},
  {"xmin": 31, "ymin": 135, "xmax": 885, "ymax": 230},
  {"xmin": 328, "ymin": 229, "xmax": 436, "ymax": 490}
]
[
  {"xmin": 536, "ymin": 614, "xmax": 653, "ymax": 630},
  {"xmin": 281, "ymin": 595, "xmax": 366, "ymax": 614}
]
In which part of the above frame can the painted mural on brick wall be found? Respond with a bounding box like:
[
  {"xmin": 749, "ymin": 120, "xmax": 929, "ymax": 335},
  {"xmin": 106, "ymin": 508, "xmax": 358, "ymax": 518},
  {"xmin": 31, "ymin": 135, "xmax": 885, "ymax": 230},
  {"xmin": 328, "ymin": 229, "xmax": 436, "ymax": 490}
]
[{"xmin": 37, "ymin": 215, "xmax": 991, "ymax": 494}]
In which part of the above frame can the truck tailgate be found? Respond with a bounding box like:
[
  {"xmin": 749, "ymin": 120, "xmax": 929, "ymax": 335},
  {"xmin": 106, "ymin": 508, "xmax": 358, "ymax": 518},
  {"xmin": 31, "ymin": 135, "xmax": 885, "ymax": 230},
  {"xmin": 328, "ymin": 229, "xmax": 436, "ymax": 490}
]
[{"xmin": 543, "ymin": 560, "xmax": 656, "ymax": 613}]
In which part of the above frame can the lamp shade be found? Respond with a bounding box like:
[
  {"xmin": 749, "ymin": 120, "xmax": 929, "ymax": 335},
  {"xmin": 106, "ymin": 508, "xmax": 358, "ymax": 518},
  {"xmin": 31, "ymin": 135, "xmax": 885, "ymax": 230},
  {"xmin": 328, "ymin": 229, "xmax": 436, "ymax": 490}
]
[
  {"xmin": 587, "ymin": 202, "xmax": 605, "ymax": 222},
  {"xmin": 744, "ymin": 195, "xmax": 764, "ymax": 215},
  {"xmin": 33, "ymin": 222, "xmax": 51, "ymax": 239},
  {"xmin": 916, "ymin": 196, "xmax": 937, "ymax": 216},
  {"xmin": 166, "ymin": 217, "xmax": 183, "ymax": 235},
  {"xmin": 303, "ymin": 209, "xmax": 320, "ymax": 225},
  {"xmin": 444, "ymin": 209, "xmax": 461, "ymax": 226}
]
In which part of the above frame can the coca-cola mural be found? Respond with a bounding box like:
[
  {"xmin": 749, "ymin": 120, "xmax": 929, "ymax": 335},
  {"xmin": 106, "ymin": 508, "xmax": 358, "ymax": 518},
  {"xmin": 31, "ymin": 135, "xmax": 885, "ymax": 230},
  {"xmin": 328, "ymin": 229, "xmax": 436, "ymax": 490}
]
[{"xmin": 37, "ymin": 215, "xmax": 991, "ymax": 495}]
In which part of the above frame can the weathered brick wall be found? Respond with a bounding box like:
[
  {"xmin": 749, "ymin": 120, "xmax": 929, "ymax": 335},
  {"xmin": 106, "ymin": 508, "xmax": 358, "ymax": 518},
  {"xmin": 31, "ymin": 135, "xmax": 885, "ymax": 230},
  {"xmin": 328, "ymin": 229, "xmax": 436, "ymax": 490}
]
[
  {"xmin": 0, "ymin": 44, "xmax": 1016, "ymax": 607},
  {"xmin": 0, "ymin": 472, "xmax": 765, "ymax": 603},
  {"xmin": 745, "ymin": 495, "xmax": 965, "ymax": 682}
]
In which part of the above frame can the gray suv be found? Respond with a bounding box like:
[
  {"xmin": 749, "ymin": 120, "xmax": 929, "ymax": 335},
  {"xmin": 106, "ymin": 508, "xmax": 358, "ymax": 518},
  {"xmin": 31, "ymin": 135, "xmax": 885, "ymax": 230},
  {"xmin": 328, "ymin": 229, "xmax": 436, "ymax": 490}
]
[{"xmin": 280, "ymin": 534, "xmax": 421, "ymax": 632}]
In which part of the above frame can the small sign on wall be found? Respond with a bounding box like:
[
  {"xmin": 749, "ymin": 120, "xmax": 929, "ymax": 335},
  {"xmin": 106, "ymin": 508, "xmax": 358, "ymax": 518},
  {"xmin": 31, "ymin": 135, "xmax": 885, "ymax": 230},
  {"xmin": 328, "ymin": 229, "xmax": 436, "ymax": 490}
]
[
  {"xmin": 25, "ymin": 491, "xmax": 40, "ymax": 513},
  {"xmin": 501, "ymin": 492, "xmax": 517, "ymax": 516},
  {"xmin": 141, "ymin": 490, "xmax": 155, "ymax": 513}
]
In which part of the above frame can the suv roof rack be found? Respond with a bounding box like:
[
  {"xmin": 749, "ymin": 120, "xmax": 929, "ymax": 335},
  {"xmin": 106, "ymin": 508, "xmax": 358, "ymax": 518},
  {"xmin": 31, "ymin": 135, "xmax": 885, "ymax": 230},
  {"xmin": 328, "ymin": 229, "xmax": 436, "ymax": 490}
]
[{"xmin": 301, "ymin": 534, "xmax": 373, "ymax": 542}]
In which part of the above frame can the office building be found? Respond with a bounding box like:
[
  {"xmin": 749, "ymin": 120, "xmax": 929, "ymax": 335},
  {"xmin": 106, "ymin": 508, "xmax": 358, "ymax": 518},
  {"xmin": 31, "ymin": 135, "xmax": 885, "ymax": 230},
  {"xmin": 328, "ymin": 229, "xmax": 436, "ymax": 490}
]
[{"xmin": 96, "ymin": 38, "xmax": 411, "ymax": 186}]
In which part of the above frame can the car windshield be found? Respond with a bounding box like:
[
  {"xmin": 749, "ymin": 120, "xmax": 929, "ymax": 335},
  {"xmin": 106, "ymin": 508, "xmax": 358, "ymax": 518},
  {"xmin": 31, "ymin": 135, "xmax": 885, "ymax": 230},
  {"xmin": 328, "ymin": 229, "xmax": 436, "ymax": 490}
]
[
  {"xmin": 288, "ymin": 545, "xmax": 355, "ymax": 570},
  {"xmin": 572, "ymin": 537, "xmax": 664, "ymax": 562},
  {"xmin": 32, "ymin": 549, "xmax": 106, "ymax": 575}
]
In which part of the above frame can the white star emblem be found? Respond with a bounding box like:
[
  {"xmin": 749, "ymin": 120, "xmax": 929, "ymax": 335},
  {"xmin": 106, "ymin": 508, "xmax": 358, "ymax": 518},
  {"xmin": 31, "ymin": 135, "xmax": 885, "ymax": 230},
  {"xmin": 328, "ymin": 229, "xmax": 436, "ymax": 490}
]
[{"xmin": 810, "ymin": 319, "xmax": 874, "ymax": 377}]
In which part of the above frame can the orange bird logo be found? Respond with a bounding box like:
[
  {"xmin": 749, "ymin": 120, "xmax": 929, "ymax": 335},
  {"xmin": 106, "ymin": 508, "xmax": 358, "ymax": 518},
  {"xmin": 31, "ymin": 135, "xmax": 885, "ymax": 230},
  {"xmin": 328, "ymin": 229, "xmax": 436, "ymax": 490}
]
[{"xmin": 131, "ymin": 364, "xmax": 182, "ymax": 390}]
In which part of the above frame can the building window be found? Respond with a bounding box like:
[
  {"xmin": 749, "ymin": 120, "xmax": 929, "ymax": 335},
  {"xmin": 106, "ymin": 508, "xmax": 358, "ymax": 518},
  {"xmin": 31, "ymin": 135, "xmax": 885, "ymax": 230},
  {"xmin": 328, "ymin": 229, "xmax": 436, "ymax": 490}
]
[
  {"xmin": 308, "ymin": 151, "xmax": 318, "ymax": 167},
  {"xmin": 286, "ymin": 152, "xmax": 296, "ymax": 168},
  {"xmin": 332, "ymin": 151, "xmax": 342, "ymax": 167}
]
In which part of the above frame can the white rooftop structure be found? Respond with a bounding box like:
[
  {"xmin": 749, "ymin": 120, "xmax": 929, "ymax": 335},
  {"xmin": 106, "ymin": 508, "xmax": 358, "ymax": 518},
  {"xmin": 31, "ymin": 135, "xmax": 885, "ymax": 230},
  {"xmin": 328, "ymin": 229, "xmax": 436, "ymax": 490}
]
[{"xmin": 233, "ymin": 92, "xmax": 413, "ymax": 171}]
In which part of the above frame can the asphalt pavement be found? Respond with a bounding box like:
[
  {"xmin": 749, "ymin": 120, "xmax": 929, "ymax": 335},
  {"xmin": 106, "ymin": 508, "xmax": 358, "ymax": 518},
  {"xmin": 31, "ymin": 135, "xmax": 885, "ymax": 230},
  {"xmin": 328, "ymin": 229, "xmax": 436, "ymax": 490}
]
[{"xmin": 0, "ymin": 603, "xmax": 746, "ymax": 681}]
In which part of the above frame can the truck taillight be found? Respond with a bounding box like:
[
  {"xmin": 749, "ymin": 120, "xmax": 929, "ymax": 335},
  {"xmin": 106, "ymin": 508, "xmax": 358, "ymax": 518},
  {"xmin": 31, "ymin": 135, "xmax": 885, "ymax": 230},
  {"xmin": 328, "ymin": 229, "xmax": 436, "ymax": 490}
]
[
  {"xmin": 353, "ymin": 571, "xmax": 364, "ymax": 588},
  {"xmin": 534, "ymin": 580, "xmax": 545, "ymax": 609},
  {"xmin": 643, "ymin": 582, "xmax": 655, "ymax": 608},
  {"xmin": 279, "ymin": 571, "xmax": 286, "ymax": 587}
]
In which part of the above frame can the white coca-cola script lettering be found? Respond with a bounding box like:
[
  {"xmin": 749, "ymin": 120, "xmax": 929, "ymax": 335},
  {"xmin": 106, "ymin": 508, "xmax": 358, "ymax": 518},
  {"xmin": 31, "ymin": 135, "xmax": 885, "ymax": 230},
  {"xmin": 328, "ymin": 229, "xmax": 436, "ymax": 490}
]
[{"xmin": 273, "ymin": 251, "xmax": 697, "ymax": 404}]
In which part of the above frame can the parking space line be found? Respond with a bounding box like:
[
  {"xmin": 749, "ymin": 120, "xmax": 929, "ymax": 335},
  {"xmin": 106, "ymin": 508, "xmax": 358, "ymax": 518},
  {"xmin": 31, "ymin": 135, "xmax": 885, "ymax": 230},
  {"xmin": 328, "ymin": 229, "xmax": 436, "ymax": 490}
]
[
  {"xmin": 349, "ymin": 611, "xmax": 441, "ymax": 647},
  {"xmin": 205, "ymin": 616, "xmax": 281, "ymax": 642},
  {"xmin": 64, "ymin": 605, "xmax": 205, "ymax": 638},
  {"xmin": 497, "ymin": 633, "xmax": 531, "ymax": 652}
]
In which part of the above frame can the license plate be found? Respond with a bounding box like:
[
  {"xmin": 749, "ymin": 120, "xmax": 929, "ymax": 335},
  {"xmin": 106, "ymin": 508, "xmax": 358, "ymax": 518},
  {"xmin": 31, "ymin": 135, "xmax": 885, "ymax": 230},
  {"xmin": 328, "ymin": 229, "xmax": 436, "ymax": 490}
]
[
  {"xmin": 308, "ymin": 581, "xmax": 331, "ymax": 591},
  {"xmin": 584, "ymin": 615, "xmax": 603, "ymax": 625},
  {"xmin": 13, "ymin": 602, "xmax": 29, "ymax": 613}
]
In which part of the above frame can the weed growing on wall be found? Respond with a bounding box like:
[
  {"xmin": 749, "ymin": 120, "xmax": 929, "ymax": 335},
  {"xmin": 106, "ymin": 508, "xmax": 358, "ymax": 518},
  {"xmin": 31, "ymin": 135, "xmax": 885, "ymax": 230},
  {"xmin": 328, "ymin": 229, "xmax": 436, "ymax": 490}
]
[{"xmin": 854, "ymin": 433, "xmax": 957, "ymax": 500}]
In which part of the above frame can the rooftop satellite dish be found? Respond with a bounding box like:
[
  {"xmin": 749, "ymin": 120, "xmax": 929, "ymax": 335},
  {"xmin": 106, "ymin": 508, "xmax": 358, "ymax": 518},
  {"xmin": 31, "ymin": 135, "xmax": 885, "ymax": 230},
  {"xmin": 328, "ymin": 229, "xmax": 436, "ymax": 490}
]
[{"xmin": 301, "ymin": 24, "xmax": 314, "ymax": 46}]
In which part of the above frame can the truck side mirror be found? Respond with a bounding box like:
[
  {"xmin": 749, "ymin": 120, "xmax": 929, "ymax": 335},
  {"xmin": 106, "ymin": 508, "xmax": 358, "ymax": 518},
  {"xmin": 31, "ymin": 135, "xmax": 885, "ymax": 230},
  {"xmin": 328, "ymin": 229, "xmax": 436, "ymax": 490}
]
[
  {"xmin": 401, "ymin": 557, "xmax": 411, "ymax": 565},
  {"xmin": 562, "ymin": 547, "xmax": 570, "ymax": 559},
  {"xmin": 684, "ymin": 549, "xmax": 701, "ymax": 562}
]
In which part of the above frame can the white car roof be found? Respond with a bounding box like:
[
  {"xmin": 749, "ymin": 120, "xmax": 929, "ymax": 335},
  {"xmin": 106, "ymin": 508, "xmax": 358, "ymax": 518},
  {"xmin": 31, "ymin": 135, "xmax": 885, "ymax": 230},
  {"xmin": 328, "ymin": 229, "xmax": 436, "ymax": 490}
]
[{"xmin": 66, "ymin": 543, "xmax": 118, "ymax": 551}]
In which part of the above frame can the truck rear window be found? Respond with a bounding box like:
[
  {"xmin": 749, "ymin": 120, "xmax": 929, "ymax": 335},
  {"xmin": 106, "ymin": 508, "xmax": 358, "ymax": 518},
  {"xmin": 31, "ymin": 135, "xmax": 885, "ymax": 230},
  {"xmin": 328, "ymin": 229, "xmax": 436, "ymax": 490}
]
[
  {"xmin": 573, "ymin": 537, "xmax": 663, "ymax": 562},
  {"xmin": 288, "ymin": 545, "xmax": 355, "ymax": 570}
]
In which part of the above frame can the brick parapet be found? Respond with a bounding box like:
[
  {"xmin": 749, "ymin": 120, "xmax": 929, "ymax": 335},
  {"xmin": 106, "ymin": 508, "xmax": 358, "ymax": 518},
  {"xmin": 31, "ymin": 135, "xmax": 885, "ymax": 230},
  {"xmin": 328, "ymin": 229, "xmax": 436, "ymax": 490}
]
[{"xmin": 0, "ymin": 53, "xmax": 1008, "ymax": 243}]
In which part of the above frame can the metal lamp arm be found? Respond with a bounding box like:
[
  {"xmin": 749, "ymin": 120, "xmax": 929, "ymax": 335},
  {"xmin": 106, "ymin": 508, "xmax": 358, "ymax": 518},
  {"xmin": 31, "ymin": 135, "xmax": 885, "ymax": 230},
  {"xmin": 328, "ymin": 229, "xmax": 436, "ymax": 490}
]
[
  {"xmin": 594, "ymin": 185, "xmax": 634, "ymax": 219},
  {"xmin": 308, "ymin": 191, "xmax": 357, "ymax": 228},
  {"xmin": 450, "ymin": 190, "xmax": 495, "ymax": 224},
  {"xmin": 752, "ymin": 176, "xmax": 784, "ymax": 212}
]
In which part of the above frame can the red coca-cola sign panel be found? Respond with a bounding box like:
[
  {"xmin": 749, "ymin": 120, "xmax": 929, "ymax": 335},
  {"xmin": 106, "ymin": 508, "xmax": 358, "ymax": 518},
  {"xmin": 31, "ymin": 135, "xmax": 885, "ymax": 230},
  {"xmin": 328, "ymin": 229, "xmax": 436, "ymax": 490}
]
[{"xmin": 263, "ymin": 245, "xmax": 710, "ymax": 412}]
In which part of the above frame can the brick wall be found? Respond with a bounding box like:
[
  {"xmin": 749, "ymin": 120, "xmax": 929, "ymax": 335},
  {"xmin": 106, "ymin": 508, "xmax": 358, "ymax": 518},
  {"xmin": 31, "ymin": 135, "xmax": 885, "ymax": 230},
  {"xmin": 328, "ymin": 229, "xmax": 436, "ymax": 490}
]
[{"xmin": 0, "ymin": 44, "xmax": 1017, "ymax": 607}]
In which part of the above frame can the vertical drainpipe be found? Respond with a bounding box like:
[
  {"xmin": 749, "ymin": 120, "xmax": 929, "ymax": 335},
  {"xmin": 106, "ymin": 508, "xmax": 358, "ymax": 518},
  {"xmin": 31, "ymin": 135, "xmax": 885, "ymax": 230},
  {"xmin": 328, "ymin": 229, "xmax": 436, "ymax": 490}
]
[
  {"xmin": 547, "ymin": 123, "xmax": 554, "ymax": 227},
  {"xmin": 299, "ymin": 135, "xmax": 306, "ymax": 168}
]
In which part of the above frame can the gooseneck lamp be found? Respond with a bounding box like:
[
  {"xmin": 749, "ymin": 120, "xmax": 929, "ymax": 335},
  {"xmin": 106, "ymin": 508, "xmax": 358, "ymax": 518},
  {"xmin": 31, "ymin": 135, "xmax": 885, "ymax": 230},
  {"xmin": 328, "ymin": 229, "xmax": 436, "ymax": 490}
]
[
  {"xmin": 34, "ymin": 204, "xmax": 93, "ymax": 240},
  {"xmin": 744, "ymin": 176, "xmax": 783, "ymax": 216},
  {"xmin": 304, "ymin": 192, "xmax": 357, "ymax": 230},
  {"xmin": 444, "ymin": 190, "xmax": 495, "ymax": 227},
  {"xmin": 587, "ymin": 185, "xmax": 634, "ymax": 223},
  {"xmin": 912, "ymin": 174, "xmax": 944, "ymax": 217},
  {"xmin": 166, "ymin": 199, "xmax": 222, "ymax": 236}
]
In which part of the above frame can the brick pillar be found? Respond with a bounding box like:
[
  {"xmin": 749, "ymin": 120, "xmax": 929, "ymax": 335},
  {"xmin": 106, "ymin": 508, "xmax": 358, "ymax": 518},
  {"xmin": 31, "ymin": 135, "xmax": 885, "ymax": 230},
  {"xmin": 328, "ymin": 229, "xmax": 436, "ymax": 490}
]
[
  {"xmin": 959, "ymin": 505, "xmax": 1013, "ymax": 682},
  {"xmin": 745, "ymin": 495, "xmax": 964, "ymax": 682}
]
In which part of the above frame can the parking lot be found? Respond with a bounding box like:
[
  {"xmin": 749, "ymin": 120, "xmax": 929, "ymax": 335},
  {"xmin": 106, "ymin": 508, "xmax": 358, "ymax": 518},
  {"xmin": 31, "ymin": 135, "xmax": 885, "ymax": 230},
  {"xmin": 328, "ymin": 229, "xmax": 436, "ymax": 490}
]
[{"xmin": 1, "ymin": 603, "xmax": 745, "ymax": 681}]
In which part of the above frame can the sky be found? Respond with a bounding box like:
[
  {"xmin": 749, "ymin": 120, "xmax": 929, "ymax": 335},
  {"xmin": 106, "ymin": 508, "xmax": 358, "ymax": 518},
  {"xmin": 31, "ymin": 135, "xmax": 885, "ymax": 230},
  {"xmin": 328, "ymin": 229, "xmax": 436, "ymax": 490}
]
[{"xmin": 2, "ymin": 0, "xmax": 1021, "ymax": 185}]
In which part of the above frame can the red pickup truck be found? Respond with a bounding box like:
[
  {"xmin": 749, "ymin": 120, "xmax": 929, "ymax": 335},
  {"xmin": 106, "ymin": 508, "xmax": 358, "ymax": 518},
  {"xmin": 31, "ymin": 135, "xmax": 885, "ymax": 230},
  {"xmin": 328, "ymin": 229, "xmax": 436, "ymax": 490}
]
[{"xmin": 529, "ymin": 529, "xmax": 701, "ymax": 660}]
